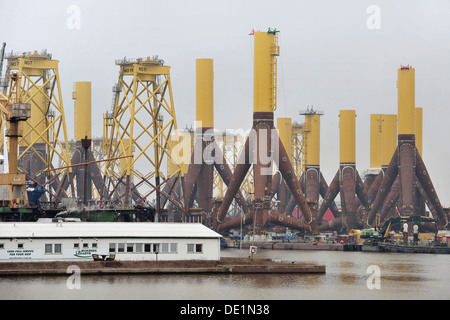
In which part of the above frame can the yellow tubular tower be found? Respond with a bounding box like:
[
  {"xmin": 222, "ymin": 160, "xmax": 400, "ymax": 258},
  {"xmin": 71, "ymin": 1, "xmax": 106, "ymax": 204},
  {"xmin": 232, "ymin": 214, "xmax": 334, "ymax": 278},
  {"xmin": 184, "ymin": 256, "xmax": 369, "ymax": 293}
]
[
  {"xmin": 381, "ymin": 114, "xmax": 398, "ymax": 167},
  {"xmin": 397, "ymin": 66, "xmax": 415, "ymax": 135},
  {"xmin": 370, "ymin": 114, "xmax": 382, "ymax": 168},
  {"xmin": 73, "ymin": 82, "xmax": 92, "ymax": 140},
  {"xmin": 304, "ymin": 114, "xmax": 321, "ymax": 166},
  {"xmin": 253, "ymin": 31, "xmax": 279, "ymax": 113},
  {"xmin": 339, "ymin": 110, "xmax": 356, "ymax": 164},
  {"xmin": 196, "ymin": 59, "xmax": 214, "ymax": 129},
  {"xmin": 277, "ymin": 117, "xmax": 292, "ymax": 162},
  {"xmin": 415, "ymin": 107, "xmax": 423, "ymax": 156},
  {"xmin": 167, "ymin": 137, "xmax": 179, "ymax": 177}
]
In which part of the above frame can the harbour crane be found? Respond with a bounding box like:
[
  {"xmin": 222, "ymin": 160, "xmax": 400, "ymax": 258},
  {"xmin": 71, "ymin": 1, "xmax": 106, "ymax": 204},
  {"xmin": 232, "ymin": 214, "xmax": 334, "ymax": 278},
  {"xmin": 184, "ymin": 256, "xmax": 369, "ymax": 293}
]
[{"xmin": 0, "ymin": 90, "xmax": 31, "ymax": 211}]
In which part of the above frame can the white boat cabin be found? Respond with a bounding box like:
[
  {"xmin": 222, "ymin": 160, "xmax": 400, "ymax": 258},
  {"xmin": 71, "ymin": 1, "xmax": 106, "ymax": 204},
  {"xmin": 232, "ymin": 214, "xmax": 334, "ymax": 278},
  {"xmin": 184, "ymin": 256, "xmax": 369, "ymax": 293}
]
[{"xmin": 0, "ymin": 222, "xmax": 222, "ymax": 262}]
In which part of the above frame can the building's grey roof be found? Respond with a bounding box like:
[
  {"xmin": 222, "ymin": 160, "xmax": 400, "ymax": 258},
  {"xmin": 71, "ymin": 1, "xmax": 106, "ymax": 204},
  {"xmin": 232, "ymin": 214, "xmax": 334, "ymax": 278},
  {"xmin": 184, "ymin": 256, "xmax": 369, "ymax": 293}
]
[{"xmin": 0, "ymin": 222, "xmax": 222, "ymax": 239}]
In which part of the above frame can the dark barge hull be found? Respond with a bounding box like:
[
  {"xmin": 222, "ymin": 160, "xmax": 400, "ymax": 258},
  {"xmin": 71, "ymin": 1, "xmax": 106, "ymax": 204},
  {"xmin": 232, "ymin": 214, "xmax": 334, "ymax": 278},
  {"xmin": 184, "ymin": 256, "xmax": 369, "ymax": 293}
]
[{"xmin": 377, "ymin": 242, "xmax": 450, "ymax": 254}]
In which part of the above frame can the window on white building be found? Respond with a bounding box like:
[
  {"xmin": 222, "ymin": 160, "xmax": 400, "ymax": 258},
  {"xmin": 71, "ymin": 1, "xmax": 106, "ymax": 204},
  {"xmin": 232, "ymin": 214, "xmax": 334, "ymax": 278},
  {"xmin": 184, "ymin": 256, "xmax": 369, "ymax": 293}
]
[
  {"xmin": 45, "ymin": 243, "xmax": 62, "ymax": 254},
  {"xmin": 127, "ymin": 243, "xmax": 134, "ymax": 253},
  {"xmin": 45, "ymin": 244, "xmax": 52, "ymax": 254},
  {"xmin": 107, "ymin": 242, "xmax": 179, "ymax": 254},
  {"xmin": 187, "ymin": 243, "xmax": 203, "ymax": 253},
  {"xmin": 54, "ymin": 244, "xmax": 62, "ymax": 254}
]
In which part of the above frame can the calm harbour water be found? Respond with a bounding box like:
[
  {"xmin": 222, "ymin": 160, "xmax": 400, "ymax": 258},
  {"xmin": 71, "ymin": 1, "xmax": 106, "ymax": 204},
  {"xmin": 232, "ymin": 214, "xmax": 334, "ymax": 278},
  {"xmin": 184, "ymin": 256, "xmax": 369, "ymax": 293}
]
[{"xmin": 0, "ymin": 248, "xmax": 449, "ymax": 300}]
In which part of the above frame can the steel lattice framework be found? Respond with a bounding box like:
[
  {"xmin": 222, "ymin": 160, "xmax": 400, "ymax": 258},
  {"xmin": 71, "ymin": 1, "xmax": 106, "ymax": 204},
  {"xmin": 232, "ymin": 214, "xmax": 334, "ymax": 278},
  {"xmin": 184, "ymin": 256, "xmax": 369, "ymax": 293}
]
[
  {"xmin": 1, "ymin": 50, "xmax": 73, "ymax": 201},
  {"xmin": 103, "ymin": 56, "xmax": 180, "ymax": 210},
  {"xmin": 291, "ymin": 121, "xmax": 304, "ymax": 177}
]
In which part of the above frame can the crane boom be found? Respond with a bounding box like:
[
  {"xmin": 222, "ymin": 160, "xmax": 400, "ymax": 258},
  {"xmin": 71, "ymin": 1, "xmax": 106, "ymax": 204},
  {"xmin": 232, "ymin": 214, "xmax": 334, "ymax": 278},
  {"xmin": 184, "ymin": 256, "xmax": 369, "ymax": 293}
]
[{"xmin": 0, "ymin": 42, "xmax": 5, "ymax": 79}]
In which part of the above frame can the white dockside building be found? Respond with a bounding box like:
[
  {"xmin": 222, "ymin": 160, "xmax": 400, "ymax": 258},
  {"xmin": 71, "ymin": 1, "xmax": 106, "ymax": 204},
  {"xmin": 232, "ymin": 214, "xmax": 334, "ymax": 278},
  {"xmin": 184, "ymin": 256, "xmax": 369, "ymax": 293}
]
[{"xmin": 0, "ymin": 222, "xmax": 222, "ymax": 262}]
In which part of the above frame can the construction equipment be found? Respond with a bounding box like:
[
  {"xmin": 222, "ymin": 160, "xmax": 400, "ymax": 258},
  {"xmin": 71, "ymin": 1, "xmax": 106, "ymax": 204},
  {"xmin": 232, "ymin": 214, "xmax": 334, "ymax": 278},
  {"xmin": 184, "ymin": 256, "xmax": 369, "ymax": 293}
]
[{"xmin": 360, "ymin": 215, "xmax": 436, "ymax": 240}]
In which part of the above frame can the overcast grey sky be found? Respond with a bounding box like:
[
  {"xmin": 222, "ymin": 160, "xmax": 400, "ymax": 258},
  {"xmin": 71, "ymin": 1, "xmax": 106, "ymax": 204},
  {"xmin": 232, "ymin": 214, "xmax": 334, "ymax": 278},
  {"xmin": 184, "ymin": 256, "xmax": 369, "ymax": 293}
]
[{"xmin": 1, "ymin": 0, "xmax": 450, "ymax": 205}]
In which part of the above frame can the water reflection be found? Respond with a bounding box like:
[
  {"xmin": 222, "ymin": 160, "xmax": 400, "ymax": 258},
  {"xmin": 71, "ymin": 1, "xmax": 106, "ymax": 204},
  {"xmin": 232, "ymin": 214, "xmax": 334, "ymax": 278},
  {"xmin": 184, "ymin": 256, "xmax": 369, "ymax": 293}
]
[
  {"xmin": 338, "ymin": 273, "xmax": 359, "ymax": 284},
  {"xmin": 1, "ymin": 250, "xmax": 449, "ymax": 300},
  {"xmin": 338, "ymin": 261, "xmax": 355, "ymax": 269},
  {"xmin": 382, "ymin": 274, "xmax": 427, "ymax": 283}
]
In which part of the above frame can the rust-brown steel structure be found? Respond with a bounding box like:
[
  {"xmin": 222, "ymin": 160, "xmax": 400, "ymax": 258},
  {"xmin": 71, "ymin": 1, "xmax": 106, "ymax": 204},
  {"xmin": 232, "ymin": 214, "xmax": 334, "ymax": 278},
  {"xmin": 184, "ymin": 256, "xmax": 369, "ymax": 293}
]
[
  {"xmin": 356, "ymin": 114, "xmax": 398, "ymax": 225},
  {"xmin": 366, "ymin": 66, "xmax": 448, "ymax": 228},
  {"xmin": 281, "ymin": 108, "xmax": 340, "ymax": 233},
  {"xmin": 215, "ymin": 29, "xmax": 312, "ymax": 234},
  {"xmin": 317, "ymin": 110, "xmax": 369, "ymax": 233},
  {"xmin": 182, "ymin": 59, "xmax": 248, "ymax": 224}
]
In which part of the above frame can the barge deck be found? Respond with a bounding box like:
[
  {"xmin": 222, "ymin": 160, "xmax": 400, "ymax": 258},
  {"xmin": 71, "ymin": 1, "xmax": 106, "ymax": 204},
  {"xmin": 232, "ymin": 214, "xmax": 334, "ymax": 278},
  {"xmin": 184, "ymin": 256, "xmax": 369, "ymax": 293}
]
[{"xmin": 0, "ymin": 257, "xmax": 325, "ymax": 276}]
